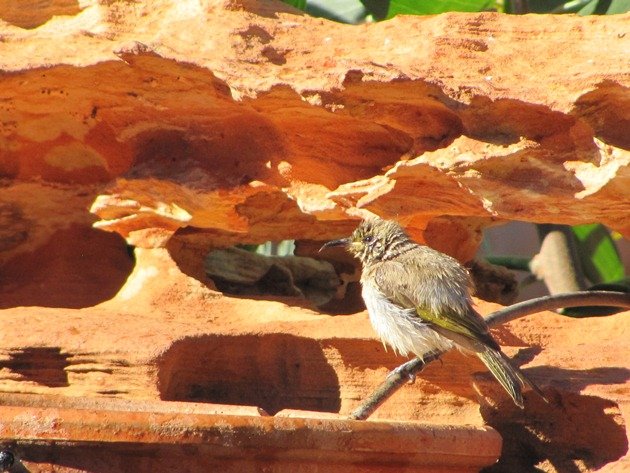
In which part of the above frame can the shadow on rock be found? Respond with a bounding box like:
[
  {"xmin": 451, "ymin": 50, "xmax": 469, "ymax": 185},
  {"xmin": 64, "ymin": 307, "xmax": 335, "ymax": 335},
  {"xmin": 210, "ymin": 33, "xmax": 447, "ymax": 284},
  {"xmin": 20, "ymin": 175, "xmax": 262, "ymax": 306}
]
[
  {"xmin": 479, "ymin": 365, "xmax": 629, "ymax": 473},
  {"xmin": 156, "ymin": 333, "xmax": 341, "ymax": 415}
]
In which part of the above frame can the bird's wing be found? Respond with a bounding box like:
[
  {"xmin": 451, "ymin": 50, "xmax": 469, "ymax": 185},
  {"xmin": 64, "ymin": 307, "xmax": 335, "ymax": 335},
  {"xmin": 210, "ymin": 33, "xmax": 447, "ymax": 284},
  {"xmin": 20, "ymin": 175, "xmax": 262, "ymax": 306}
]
[{"xmin": 373, "ymin": 260, "xmax": 497, "ymax": 350}]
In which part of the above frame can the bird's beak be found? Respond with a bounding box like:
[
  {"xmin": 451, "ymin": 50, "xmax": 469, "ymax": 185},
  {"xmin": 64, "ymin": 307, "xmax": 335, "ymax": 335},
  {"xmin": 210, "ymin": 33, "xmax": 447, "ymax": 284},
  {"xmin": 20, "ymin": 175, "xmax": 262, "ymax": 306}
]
[{"xmin": 319, "ymin": 237, "xmax": 351, "ymax": 252}]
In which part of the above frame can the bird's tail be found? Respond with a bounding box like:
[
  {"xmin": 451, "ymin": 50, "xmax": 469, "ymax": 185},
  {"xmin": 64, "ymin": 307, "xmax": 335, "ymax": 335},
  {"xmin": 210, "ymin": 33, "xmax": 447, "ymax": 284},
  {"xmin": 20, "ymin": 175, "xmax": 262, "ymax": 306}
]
[{"xmin": 477, "ymin": 349, "xmax": 547, "ymax": 408}]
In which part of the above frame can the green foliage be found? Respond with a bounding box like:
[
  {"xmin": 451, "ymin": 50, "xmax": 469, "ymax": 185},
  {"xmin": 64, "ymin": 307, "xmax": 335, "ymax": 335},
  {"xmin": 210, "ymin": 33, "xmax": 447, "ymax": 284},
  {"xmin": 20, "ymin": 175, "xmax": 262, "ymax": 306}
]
[
  {"xmin": 577, "ymin": 0, "xmax": 630, "ymax": 14},
  {"xmin": 282, "ymin": 0, "xmax": 307, "ymax": 9},
  {"xmin": 282, "ymin": 0, "xmax": 496, "ymax": 23},
  {"xmin": 375, "ymin": 0, "xmax": 495, "ymax": 19},
  {"xmin": 281, "ymin": 0, "xmax": 629, "ymax": 22},
  {"xmin": 290, "ymin": 0, "xmax": 369, "ymax": 23},
  {"xmin": 527, "ymin": 0, "xmax": 628, "ymax": 13},
  {"xmin": 572, "ymin": 224, "xmax": 625, "ymax": 285},
  {"xmin": 559, "ymin": 225, "xmax": 628, "ymax": 317},
  {"xmin": 483, "ymin": 223, "xmax": 628, "ymax": 317}
]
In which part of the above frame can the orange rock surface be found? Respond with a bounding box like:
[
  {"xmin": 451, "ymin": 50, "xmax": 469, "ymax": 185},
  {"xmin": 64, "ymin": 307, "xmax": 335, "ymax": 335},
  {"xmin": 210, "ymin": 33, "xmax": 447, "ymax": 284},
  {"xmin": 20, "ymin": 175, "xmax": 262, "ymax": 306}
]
[{"xmin": 0, "ymin": 0, "xmax": 629, "ymax": 472}]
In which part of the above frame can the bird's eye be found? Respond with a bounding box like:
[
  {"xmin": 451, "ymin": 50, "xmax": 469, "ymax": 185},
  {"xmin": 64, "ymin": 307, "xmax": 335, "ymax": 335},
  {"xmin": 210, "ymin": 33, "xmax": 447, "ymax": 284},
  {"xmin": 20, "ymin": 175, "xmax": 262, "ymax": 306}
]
[{"xmin": 363, "ymin": 235, "xmax": 373, "ymax": 243}]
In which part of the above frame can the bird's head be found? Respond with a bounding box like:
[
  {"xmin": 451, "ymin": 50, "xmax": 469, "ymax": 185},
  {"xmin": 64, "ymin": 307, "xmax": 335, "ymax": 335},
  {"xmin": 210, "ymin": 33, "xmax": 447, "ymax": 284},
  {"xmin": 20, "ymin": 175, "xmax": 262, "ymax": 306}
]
[{"xmin": 320, "ymin": 218, "xmax": 409, "ymax": 265}]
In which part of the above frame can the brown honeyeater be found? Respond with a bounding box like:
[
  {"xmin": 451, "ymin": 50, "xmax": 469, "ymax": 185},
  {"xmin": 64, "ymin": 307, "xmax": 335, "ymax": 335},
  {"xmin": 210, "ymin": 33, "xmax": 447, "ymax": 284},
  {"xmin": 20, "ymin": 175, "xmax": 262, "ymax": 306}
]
[{"xmin": 321, "ymin": 217, "xmax": 545, "ymax": 408}]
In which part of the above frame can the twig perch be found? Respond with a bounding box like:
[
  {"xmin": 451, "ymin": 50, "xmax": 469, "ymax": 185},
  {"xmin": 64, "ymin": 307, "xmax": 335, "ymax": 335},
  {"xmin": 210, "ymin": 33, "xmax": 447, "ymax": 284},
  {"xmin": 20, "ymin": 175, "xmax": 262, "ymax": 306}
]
[{"xmin": 349, "ymin": 291, "xmax": 630, "ymax": 420}]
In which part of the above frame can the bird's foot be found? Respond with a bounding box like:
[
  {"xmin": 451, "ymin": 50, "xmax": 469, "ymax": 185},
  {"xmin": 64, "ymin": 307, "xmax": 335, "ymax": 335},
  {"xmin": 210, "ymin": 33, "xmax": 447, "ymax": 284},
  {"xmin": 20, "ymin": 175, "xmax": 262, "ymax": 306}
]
[{"xmin": 387, "ymin": 359, "xmax": 424, "ymax": 384}]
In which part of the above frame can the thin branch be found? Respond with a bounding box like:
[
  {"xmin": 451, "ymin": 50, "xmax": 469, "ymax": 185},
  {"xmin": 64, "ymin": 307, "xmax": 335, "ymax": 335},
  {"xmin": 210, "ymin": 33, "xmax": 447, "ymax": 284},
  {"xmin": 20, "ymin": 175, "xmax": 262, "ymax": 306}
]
[
  {"xmin": 348, "ymin": 353, "xmax": 441, "ymax": 421},
  {"xmin": 349, "ymin": 291, "xmax": 630, "ymax": 420},
  {"xmin": 485, "ymin": 291, "xmax": 630, "ymax": 326}
]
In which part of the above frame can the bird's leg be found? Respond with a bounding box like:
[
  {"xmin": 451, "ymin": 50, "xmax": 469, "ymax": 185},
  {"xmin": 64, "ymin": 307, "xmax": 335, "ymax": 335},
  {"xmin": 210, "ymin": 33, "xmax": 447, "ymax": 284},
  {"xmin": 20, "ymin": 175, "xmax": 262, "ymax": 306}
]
[
  {"xmin": 386, "ymin": 351, "xmax": 442, "ymax": 384},
  {"xmin": 387, "ymin": 358, "xmax": 423, "ymax": 383},
  {"xmin": 350, "ymin": 349, "xmax": 444, "ymax": 420}
]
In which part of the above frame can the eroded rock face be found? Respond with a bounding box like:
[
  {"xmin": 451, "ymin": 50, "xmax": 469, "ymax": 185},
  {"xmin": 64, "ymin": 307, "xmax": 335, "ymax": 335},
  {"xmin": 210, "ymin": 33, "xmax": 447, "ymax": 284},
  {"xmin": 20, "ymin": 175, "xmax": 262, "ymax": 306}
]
[
  {"xmin": 1, "ymin": 1, "xmax": 629, "ymax": 472},
  {"xmin": 1, "ymin": 1, "xmax": 628, "ymax": 262}
]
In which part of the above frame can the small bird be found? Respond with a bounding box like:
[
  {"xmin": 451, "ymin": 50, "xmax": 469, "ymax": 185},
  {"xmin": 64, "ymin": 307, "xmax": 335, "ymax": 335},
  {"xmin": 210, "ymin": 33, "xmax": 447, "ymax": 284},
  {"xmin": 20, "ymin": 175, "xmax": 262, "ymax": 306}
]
[{"xmin": 321, "ymin": 217, "xmax": 545, "ymax": 408}]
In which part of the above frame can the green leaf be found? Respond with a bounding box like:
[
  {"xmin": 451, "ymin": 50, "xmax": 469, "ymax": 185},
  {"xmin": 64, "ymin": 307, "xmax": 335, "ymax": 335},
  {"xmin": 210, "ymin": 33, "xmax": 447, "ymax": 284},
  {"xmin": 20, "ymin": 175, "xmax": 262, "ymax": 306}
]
[
  {"xmin": 281, "ymin": 0, "xmax": 369, "ymax": 23},
  {"xmin": 547, "ymin": 0, "xmax": 594, "ymax": 13},
  {"xmin": 282, "ymin": 0, "xmax": 629, "ymax": 17},
  {"xmin": 577, "ymin": 0, "xmax": 630, "ymax": 14},
  {"xmin": 305, "ymin": 0, "xmax": 369, "ymax": 23},
  {"xmin": 282, "ymin": 0, "xmax": 307, "ymax": 9},
  {"xmin": 572, "ymin": 224, "xmax": 625, "ymax": 285},
  {"xmin": 606, "ymin": 0, "xmax": 630, "ymax": 13},
  {"xmin": 377, "ymin": 0, "xmax": 494, "ymax": 18},
  {"xmin": 577, "ymin": 0, "xmax": 600, "ymax": 14}
]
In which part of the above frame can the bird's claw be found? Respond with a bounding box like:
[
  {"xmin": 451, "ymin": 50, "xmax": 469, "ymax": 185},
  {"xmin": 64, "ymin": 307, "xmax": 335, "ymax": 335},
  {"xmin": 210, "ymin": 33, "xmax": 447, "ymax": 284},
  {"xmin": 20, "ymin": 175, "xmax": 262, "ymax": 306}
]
[
  {"xmin": 388, "ymin": 360, "xmax": 423, "ymax": 384},
  {"xmin": 387, "ymin": 366, "xmax": 415, "ymax": 383}
]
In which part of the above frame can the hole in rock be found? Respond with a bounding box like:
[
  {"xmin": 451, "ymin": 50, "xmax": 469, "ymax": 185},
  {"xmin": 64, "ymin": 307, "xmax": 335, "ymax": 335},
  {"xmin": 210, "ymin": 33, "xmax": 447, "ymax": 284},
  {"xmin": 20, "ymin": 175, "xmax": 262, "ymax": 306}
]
[
  {"xmin": 461, "ymin": 97, "xmax": 576, "ymax": 144},
  {"xmin": 204, "ymin": 241, "xmax": 345, "ymax": 308},
  {"xmin": 166, "ymin": 228, "xmax": 365, "ymax": 315},
  {"xmin": 157, "ymin": 334, "xmax": 341, "ymax": 415},
  {"xmin": 128, "ymin": 114, "xmax": 281, "ymax": 187},
  {"xmin": 0, "ymin": 0, "xmax": 83, "ymax": 29},
  {"xmin": 0, "ymin": 347, "xmax": 70, "ymax": 387},
  {"xmin": 0, "ymin": 225, "xmax": 135, "ymax": 309},
  {"xmin": 573, "ymin": 81, "xmax": 630, "ymax": 150}
]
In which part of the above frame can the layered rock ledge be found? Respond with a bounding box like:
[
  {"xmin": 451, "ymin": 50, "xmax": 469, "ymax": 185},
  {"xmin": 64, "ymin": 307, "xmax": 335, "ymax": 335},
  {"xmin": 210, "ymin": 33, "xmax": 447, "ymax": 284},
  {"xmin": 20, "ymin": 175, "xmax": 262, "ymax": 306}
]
[{"xmin": 0, "ymin": 1, "xmax": 629, "ymax": 472}]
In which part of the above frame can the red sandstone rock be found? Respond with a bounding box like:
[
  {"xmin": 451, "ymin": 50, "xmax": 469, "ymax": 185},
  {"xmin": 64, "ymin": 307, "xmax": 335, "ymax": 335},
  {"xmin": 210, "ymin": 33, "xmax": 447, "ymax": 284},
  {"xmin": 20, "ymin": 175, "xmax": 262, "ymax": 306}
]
[
  {"xmin": 0, "ymin": 1, "xmax": 628, "ymax": 261},
  {"xmin": 0, "ymin": 246, "xmax": 628, "ymax": 471},
  {"xmin": 1, "ymin": 1, "xmax": 629, "ymax": 472},
  {"xmin": 0, "ymin": 396, "xmax": 502, "ymax": 472}
]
